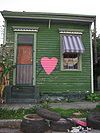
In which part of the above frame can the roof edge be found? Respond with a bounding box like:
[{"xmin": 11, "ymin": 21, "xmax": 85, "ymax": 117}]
[{"xmin": 0, "ymin": 10, "xmax": 96, "ymax": 23}]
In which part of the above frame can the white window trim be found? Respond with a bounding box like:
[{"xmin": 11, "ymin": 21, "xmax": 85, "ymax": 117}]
[
  {"xmin": 61, "ymin": 54, "xmax": 82, "ymax": 71},
  {"xmin": 12, "ymin": 26, "xmax": 39, "ymax": 32},
  {"xmin": 59, "ymin": 28, "xmax": 83, "ymax": 35}
]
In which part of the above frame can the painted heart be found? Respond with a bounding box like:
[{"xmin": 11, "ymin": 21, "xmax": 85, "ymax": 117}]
[{"xmin": 41, "ymin": 57, "xmax": 58, "ymax": 75}]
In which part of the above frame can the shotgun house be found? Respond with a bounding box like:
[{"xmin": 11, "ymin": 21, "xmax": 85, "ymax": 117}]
[{"xmin": 1, "ymin": 11, "xmax": 96, "ymax": 103}]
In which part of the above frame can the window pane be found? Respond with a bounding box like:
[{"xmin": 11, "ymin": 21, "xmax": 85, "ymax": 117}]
[
  {"xmin": 63, "ymin": 53, "xmax": 80, "ymax": 70},
  {"xmin": 17, "ymin": 45, "xmax": 32, "ymax": 64},
  {"xmin": 17, "ymin": 34, "xmax": 33, "ymax": 44}
]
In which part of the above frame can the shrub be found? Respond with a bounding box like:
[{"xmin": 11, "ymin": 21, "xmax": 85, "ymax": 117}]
[
  {"xmin": 96, "ymin": 104, "xmax": 100, "ymax": 111},
  {"xmin": 86, "ymin": 93, "xmax": 100, "ymax": 102}
]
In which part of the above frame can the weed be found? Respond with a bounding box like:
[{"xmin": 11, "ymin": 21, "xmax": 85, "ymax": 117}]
[{"xmin": 86, "ymin": 93, "xmax": 100, "ymax": 102}]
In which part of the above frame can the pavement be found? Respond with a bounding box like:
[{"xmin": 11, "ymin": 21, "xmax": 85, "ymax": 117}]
[
  {"xmin": 0, "ymin": 128, "xmax": 22, "ymax": 133},
  {"xmin": 50, "ymin": 101, "xmax": 100, "ymax": 110},
  {"xmin": 0, "ymin": 128, "xmax": 100, "ymax": 133},
  {"xmin": 0, "ymin": 101, "xmax": 100, "ymax": 133},
  {"xmin": 0, "ymin": 101, "xmax": 99, "ymax": 110}
]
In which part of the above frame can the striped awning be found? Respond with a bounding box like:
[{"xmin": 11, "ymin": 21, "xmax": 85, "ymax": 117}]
[{"xmin": 63, "ymin": 35, "xmax": 85, "ymax": 53}]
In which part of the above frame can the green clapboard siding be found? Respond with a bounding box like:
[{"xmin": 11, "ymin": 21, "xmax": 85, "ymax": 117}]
[{"xmin": 6, "ymin": 20, "xmax": 91, "ymax": 93}]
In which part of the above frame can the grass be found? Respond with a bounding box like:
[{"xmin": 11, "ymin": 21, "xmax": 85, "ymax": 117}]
[
  {"xmin": 0, "ymin": 107, "xmax": 95, "ymax": 119},
  {"xmin": 50, "ymin": 108, "xmax": 90, "ymax": 118},
  {"xmin": 0, "ymin": 108, "xmax": 35, "ymax": 119}
]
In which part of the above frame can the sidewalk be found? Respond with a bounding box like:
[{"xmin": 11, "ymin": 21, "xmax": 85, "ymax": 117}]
[
  {"xmin": 50, "ymin": 101, "xmax": 100, "ymax": 110},
  {"xmin": 0, "ymin": 101, "xmax": 99, "ymax": 110}
]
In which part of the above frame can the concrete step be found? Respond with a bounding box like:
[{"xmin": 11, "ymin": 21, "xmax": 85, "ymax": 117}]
[
  {"xmin": 11, "ymin": 92, "xmax": 35, "ymax": 99},
  {"xmin": 11, "ymin": 86, "xmax": 35, "ymax": 93},
  {"xmin": 6, "ymin": 98, "xmax": 37, "ymax": 104}
]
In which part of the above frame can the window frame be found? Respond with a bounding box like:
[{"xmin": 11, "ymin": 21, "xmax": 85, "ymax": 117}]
[{"xmin": 60, "ymin": 34, "xmax": 82, "ymax": 71}]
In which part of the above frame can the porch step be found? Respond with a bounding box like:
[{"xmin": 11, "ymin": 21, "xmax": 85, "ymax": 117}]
[
  {"xmin": 12, "ymin": 86, "xmax": 35, "ymax": 93},
  {"xmin": 11, "ymin": 93, "xmax": 34, "ymax": 99},
  {"xmin": 7, "ymin": 98, "xmax": 37, "ymax": 104},
  {"xmin": 11, "ymin": 86, "xmax": 35, "ymax": 99},
  {"xmin": 4, "ymin": 85, "xmax": 38, "ymax": 104}
]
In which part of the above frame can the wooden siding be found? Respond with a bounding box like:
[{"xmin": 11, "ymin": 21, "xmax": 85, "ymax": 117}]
[{"xmin": 6, "ymin": 20, "xmax": 91, "ymax": 93}]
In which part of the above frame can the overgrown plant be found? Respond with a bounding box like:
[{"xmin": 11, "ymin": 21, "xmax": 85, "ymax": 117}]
[
  {"xmin": 0, "ymin": 44, "xmax": 16, "ymax": 99},
  {"xmin": 96, "ymin": 104, "xmax": 100, "ymax": 111},
  {"xmin": 0, "ymin": 63, "xmax": 15, "ymax": 85},
  {"xmin": 86, "ymin": 93, "xmax": 100, "ymax": 102}
]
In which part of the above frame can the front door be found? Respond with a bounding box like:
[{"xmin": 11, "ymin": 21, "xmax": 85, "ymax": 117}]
[{"xmin": 16, "ymin": 34, "xmax": 34, "ymax": 85}]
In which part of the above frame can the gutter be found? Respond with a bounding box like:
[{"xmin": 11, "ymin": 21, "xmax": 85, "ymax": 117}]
[
  {"xmin": 1, "ymin": 16, "xmax": 95, "ymax": 23},
  {"xmin": 0, "ymin": 11, "xmax": 95, "ymax": 23}
]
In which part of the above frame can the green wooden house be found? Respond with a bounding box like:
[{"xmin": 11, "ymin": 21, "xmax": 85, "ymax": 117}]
[{"xmin": 1, "ymin": 11, "xmax": 96, "ymax": 103}]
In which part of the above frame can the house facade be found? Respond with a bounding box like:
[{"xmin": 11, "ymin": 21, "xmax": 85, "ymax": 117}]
[{"xmin": 1, "ymin": 11, "xmax": 96, "ymax": 103}]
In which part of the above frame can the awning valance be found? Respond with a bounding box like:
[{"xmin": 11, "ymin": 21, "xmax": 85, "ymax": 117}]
[{"xmin": 63, "ymin": 35, "xmax": 85, "ymax": 53}]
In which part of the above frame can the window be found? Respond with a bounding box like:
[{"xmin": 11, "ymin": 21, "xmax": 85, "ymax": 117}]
[
  {"xmin": 63, "ymin": 53, "xmax": 80, "ymax": 70},
  {"xmin": 17, "ymin": 34, "xmax": 34, "ymax": 44},
  {"xmin": 61, "ymin": 34, "xmax": 85, "ymax": 71}
]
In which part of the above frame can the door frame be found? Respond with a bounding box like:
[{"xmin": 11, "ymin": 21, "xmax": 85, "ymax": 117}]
[{"xmin": 13, "ymin": 32, "xmax": 37, "ymax": 86}]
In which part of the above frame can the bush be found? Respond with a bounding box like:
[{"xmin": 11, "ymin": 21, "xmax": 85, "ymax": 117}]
[
  {"xmin": 86, "ymin": 93, "xmax": 100, "ymax": 102},
  {"xmin": 96, "ymin": 104, "xmax": 100, "ymax": 111}
]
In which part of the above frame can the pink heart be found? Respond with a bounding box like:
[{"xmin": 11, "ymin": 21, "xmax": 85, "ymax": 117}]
[{"xmin": 41, "ymin": 57, "xmax": 58, "ymax": 75}]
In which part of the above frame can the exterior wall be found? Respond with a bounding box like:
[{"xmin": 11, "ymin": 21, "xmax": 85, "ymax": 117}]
[{"xmin": 6, "ymin": 20, "xmax": 91, "ymax": 94}]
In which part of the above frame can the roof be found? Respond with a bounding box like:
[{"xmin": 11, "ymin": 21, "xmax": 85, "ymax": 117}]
[{"xmin": 0, "ymin": 10, "xmax": 96, "ymax": 23}]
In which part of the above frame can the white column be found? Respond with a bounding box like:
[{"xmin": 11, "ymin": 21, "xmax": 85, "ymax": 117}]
[{"xmin": 90, "ymin": 29, "xmax": 94, "ymax": 93}]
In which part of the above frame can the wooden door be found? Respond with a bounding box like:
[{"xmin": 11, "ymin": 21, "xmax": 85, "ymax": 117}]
[{"xmin": 16, "ymin": 45, "xmax": 33, "ymax": 85}]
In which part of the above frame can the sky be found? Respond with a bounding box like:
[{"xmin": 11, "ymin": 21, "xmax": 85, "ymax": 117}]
[{"xmin": 0, "ymin": 0, "xmax": 100, "ymax": 43}]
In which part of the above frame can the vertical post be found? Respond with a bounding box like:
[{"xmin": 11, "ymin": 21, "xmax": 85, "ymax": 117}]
[
  {"xmin": 93, "ymin": 17, "xmax": 97, "ymax": 92},
  {"xmin": 48, "ymin": 20, "xmax": 51, "ymax": 29},
  {"xmin": 93, "ymin": 17, "xmax": 97, "ymax": 64},
  {"xmin": 90, "ymin": 29, "xmax": 94, "ymax": 93}
]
